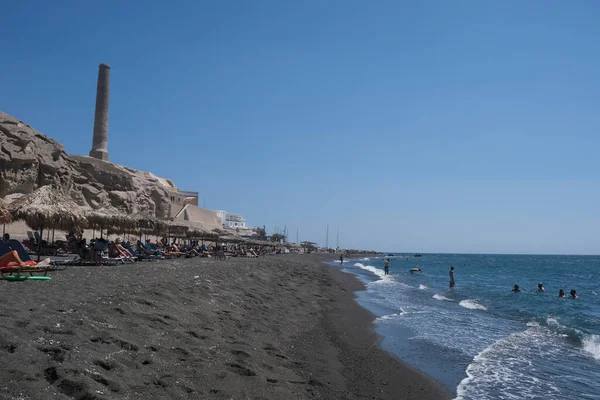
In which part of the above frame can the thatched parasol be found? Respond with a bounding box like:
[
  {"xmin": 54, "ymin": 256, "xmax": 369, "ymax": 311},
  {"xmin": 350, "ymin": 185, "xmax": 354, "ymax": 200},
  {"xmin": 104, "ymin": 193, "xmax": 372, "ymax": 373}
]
[
  {"xmin": 167, "ymin": 221, "xmax": 189, "ymax": 238},
  {"xmin": 85, "ymin": 208, "xmax": 139, "ymax": 237},
  {"xmin": 10, "ymin": 186, "xmax": 85, "ymax": 232},
  {"xmin": 134, "ymin": 214, "xmax": 166, "ymax": 233},
  {"xmin": 0, "ymin": 198, "xmax": 11, "ymax": 225},
  {"xmin": 9, "ymin": 186, "xmax": 86, "ymax": 260}
]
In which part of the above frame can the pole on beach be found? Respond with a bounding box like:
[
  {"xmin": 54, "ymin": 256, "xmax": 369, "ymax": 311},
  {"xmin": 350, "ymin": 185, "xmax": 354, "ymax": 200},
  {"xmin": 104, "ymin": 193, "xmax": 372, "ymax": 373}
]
[
  {"xmin": 2, "ymin": 224, "xmax": 5, "ymax": 235},
  {"xmin": 37, "ymin": 227, "xmax": 43, "ymax": 262},
  {"xmin": 296, "ymin": 228, "xmax": 299, "ymax": 244},
  {"xmin": 326, "ymin": 224, "xmax": 329, "ymax": 249}
]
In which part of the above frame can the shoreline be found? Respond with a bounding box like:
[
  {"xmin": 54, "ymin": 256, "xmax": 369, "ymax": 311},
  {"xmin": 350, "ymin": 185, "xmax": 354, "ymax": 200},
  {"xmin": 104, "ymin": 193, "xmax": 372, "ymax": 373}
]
[
  {"xmin": 0, "ymin": 253, "xmax": 450, "ymax": 399},
  {"xmin": 309, "ymin": 256, "xmax": 452, "ymax": 399}
]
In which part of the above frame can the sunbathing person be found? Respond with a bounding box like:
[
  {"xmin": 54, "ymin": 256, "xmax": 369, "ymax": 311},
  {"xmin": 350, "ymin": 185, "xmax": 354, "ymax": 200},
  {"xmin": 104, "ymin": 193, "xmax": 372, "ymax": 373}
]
[
  {"xmin": 0, "ymin": 250, "xmax": 26, "ymax": 267},
  {"xmin": 109, "ymin": 239, "xmax": 134, "ymax": 258}
]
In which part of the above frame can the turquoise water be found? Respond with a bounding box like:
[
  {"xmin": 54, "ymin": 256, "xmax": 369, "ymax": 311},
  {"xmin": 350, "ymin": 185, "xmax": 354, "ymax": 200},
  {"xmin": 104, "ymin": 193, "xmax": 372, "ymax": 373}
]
[{"xmin": 331, "ymin": 254, "xmax": 600, "ymax": 399}]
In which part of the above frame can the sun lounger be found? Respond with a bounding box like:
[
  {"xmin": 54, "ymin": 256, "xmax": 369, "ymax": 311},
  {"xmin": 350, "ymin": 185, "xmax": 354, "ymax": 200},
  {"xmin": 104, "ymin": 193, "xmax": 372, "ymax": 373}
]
[{"xmin": 0, "ymin": 248, "xmax": 66, "ymax": 278}]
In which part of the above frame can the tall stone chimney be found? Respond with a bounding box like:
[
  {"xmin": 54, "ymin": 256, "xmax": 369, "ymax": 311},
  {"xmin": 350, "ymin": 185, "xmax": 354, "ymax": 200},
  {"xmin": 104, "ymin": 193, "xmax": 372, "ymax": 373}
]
[{"xmin": 89, "ymin": 63, "xmax": 110, "ymax": 160}]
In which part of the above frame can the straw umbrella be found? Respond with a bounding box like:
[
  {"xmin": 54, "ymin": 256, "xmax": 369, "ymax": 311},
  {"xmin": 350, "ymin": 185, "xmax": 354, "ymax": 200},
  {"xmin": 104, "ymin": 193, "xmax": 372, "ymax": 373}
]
[
  {"xmin": 0, "ymin": 198, "xmax": 11, "ymax": 235},
  {"xmin": 85, "ymin": 208, "xmax": 138, "ymax": 238},
  {"xmin": 9, "ymin": 186, "xmax": 86, "ymax": 260},
  {"xmin": 165, "ymin": 221, "xmax": 189, "ymax": 243},
  {"xmin": 133, "ymin": 213, "xmax": 166, "ymax": 242}
]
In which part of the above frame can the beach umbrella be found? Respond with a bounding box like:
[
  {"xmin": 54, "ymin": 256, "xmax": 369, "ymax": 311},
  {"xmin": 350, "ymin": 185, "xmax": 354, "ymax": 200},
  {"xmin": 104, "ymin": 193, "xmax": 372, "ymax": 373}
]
[
  {"xmin": 131, "ymin": 213, "xmax": 164, "ymax": 240},
  {"xmin": 166, "ymin": 221, "xmax": 189, "ymax": 239},
  {"xmin": 0, "ymin": 198, "xmax": 11, "ymax": 235},
  {"xmin": 85, "ymin": 208, "xmax": 139, "ymax": 237},
  {"xmin": 0, "ymin": 198, "xmax": 11, "ymax": 225},
  {"xmin": 9, "ymin": 186, "xmax": 85, "ymax": 260}
]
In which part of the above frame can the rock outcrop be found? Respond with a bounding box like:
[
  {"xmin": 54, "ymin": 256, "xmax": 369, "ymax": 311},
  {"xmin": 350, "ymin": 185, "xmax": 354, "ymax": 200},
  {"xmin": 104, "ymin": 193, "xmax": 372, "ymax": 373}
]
[{"xmin": 0, "ymin": 111, "xmax": 171, "ymax": 218}]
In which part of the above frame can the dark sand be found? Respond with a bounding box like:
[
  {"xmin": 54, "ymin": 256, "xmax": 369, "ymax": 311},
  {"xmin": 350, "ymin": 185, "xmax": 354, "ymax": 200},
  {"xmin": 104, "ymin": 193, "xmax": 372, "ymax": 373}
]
[{"xmin": 0, "ymin": 254, "xmax": 451, "ymax": 399}]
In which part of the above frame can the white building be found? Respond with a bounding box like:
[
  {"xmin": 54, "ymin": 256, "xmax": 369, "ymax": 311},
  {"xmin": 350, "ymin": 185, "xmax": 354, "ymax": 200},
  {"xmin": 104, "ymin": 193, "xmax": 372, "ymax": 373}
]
[{"xmin": 214, "ymin": 210, "xmax": 248, "ymax": 230}]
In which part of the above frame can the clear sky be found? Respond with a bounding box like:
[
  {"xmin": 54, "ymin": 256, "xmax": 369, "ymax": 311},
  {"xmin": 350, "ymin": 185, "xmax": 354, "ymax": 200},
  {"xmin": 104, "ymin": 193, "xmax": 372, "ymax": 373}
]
[{"xmin": 2, "ymin": 1, "xmax": 600, "ymax": 254}]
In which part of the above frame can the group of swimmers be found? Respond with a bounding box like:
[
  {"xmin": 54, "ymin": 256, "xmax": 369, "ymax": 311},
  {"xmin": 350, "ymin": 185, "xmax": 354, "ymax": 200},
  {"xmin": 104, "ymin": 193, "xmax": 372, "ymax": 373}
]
[
  {"xmin": 387, "ymin": 260, "xmax": 580, "ymax": 300},
  {"xmin": 512, "ymin": 283, "xmax": 579, "ymax": 299}
]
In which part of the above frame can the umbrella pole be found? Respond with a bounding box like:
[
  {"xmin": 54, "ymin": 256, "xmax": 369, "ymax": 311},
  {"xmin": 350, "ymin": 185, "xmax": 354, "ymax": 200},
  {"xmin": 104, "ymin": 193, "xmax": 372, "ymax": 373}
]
[
  {"xmin": 2, "ymin": 224, "xmax": 5, "ymax": 235},
  {"xmin": 52, "ymin": 228, "xmax": 55, "ymax": 244},
  {"xmin": 37, "ymin": 227, "xmax": 43, "ymax": 262}
]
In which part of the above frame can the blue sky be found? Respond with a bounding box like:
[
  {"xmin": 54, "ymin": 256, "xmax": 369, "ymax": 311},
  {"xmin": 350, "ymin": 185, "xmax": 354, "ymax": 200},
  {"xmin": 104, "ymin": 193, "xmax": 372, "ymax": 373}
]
[{"xmin": 2, "ymin": 1, "xmax": 600, "ymax": 254}]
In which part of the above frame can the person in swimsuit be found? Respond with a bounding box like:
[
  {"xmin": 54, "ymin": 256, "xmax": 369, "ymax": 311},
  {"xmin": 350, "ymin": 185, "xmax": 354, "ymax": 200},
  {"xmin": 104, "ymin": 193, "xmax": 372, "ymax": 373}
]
[
  {"xmin": 340, "ymin": 254, "xmax": 344, "ymax": 264},
  {"xmin": 538, "ymin": 283, "xmax": 545, "ymax": 292},
  {"xmin": 558, "ymin": 289, "xmax": 566, "ymax": 298},
  {"xmin": 384, "ymin": 259, "xmax": 390, "ymax": 275},
  {"xmin": 512, "ymin": 285, "xmax": 520, "ymax": 292},
  {"xmin": 449, "ymin": 265, "xmax": 455, "ymax": 288},
  {"xmin": 570, "ymin": 289, "xmax": 579, "ymax": 299}
]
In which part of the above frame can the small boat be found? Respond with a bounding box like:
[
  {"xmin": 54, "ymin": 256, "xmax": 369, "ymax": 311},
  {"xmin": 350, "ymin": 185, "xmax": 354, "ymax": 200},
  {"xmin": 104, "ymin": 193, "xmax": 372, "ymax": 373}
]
[
  {"xmin": 387, "ymin": 253, "xmax": 395, "ymax": 257},
  {"xmin": 414, "ymin": 253, "xmax": 422, "ymax": 257}
]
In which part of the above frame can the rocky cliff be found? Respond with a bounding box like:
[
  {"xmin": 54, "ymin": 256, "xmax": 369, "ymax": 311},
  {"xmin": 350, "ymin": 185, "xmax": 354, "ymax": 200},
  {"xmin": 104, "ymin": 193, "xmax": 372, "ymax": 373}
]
[{"xmin": 0, "ymin": 111, "xmax": 171, "ymax": 218}]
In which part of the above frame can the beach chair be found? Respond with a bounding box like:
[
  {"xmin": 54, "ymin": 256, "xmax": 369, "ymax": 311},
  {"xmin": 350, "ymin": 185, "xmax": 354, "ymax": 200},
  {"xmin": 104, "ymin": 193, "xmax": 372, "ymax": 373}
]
[
  {"xmin": 0, "ymin": 242, "xmax": 66, "ymax": 278},
  {"xmin": 134, "ymin": 241, "xmax": 159, "ymax": 260},
  {"xmin": 8, "ymin": 240, "xmax": 38, "ymax": 263},
  {"xmin": 122, "ymin": 243, "xmax": 140, "ymax": 262},
  {"xmin": 6, "ymin": 240, "xmax": 70, "ymax": 269},
  {"xmin": 88, "ymin": 240, "xmax": 121, "ymax": 266}
]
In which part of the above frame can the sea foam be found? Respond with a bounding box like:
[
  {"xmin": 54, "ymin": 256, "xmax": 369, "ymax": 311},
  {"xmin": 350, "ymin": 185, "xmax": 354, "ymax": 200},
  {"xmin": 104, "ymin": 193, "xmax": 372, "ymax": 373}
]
[
  {"xmin": 582, "ymin": 334, "xmax": 600, "ymax": 361},
  {"xmin": 456, "ymin": 324, "xmax": 567, "ymax": 400},
  {"xmin": 459, "ymin": 299, "xmax": 487, "ymax": 311},
  {"xmin": 433, "ymin": 294, "xmax": 452, "ymax": 301},
  {"xmin": 419, "ymin": 284, "xmax": 427, "ymax": 290},
  {"xmin": 354, "ymin": 262, "xmax": 385, "ymax": 277}
]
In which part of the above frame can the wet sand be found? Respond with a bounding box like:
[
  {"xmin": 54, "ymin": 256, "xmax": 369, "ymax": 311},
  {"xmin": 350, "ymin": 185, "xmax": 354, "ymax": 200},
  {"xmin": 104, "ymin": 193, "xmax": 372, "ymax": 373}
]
[{"xmin": 0, "ymin": 254, "xmax": 451, "ymax": 399}]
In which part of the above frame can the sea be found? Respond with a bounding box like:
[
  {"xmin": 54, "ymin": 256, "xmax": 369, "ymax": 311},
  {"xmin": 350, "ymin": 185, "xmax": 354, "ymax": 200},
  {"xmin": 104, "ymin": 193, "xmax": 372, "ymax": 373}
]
[{"xmin": 328, "ymin": 254, "xmax": 600, "ymax": 400}]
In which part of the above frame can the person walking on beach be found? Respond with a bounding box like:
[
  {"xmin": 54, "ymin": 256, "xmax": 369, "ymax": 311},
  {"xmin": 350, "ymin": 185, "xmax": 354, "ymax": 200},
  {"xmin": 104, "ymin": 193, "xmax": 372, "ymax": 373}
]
[
  {"xmin": 449, "ymin": 265, "xmax": 455, "ymax": 288},
  {"xmin": 384, "ymin": 259, "xmax": 390, "ymax": 275}
]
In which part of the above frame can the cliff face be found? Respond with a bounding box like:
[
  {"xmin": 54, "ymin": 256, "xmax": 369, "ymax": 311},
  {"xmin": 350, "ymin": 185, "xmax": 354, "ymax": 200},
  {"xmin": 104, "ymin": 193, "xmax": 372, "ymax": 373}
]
[{"xmin": 0, "ymin": 111, "xmax": 171, "ymax": 218}]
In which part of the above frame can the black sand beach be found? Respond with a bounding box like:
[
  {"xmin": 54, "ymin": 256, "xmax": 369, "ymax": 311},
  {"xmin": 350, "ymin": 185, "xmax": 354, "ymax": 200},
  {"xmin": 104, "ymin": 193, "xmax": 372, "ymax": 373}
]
[{"xmin": 0, "ymin": 254, "xmax": 451, "ymax": 399}]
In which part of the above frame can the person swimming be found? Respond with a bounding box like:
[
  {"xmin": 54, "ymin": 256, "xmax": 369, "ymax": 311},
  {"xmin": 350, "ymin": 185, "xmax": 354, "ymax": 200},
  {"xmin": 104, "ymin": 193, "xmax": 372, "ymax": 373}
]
[
  {"xmin": 570, "ymin": 289, "xmax": 579, "ymax": 299},
  {"xmin": 558, "ymin": 289, "xmax": 566, "ymax": 298},
  {"xmin": 512, "ymin": 285, "xmax": 520, "ymax": 292},
  {"xmin": 538, "ymin": 283, "xmax": 545, "ymax": 292},
  {"xmin": 410, "ymin": 268, "xmax": 422, "ymax": 273}
]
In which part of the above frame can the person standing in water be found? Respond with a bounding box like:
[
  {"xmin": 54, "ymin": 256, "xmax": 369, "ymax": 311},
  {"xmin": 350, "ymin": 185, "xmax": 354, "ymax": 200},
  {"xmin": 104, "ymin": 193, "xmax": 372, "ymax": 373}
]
[
  {"xmin": 340, "ymin": 254, "xmax": 344, "ymax": 264},
  {"xmin": 449, "ymin": 265, "xmax": 455, "ymax": 288},
  {"xmin": 384, "ymin": 259, "xmax": 390, "ymax": 275},
  {"xmin": 538, "ymin": 283, "xmax": 545, "ymax": 292}
]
